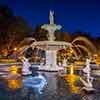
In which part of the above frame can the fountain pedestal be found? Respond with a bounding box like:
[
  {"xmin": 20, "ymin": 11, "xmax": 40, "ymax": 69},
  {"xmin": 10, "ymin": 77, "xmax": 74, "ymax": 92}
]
[
  {"xmin": 39, "ymin": 50, "xmax": 64, "ymax": 71},
  {"xmin": 45, "ymin": 50, "xmax": 62, "ymax": 71},
  {"xmin": 46, "ymin": 50, "xmax": 57, "ymax": 67}
]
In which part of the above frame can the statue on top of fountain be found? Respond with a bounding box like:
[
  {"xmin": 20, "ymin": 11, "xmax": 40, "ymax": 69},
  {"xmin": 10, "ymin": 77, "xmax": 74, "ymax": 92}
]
[
  {"xmin": 49, "ymin": 11, "xmax": 54, "ymax": 25},
  {"xmin": 41, "ymin": 11, "xmax": 62, "ymax": 41}
]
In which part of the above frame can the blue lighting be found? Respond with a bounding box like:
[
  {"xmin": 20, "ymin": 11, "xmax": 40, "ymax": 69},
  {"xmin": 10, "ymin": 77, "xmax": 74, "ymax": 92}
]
[{"xmin": 23, "ymin": 74, "xmax": 47, "ymax": 94}]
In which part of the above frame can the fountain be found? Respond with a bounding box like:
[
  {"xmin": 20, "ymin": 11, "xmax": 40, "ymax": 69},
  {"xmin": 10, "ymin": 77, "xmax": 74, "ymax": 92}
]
[{"xmin": 31, "ymin": 11, "xmax": 71, "ymax": 71}]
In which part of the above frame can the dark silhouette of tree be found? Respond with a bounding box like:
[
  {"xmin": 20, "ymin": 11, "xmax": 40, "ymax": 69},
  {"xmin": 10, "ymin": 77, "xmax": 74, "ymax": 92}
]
[
  {"xmin": 33, "ymin": 24, "xmax": 48, "ymax": 41},
  {"xmin": 0, "ymin": 5, "xmax": 33, "ymax": 56},
  {"xmin": 55, "ymin": 32, "xmax": 72, "ymax": 42},
  {"xmin": 94, "ymin": 37, "xmax": 100, "ymax": 54},
  {"xmin": 8, "ymin": 16, "xmax": 32, "ymax": 48},
  {"xmin": 0, "ymin": 5, "xmax": 13, "ymax": 31},
  {"xmin": 33, "ymin": 25, "xmax": 72, "ymax": 42},
  {"xmin": 72, "ymin": 30, "xmax": 92, "ymax": 40},
  {"xmin": 0, "ymin": 5, "xmax": 14, "ymax": 51}
]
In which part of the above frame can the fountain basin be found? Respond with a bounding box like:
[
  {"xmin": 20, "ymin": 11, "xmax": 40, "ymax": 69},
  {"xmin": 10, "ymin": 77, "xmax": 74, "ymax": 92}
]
[{"xmin": 31, "ymin": 41, "xmax": 71, "ymax": 50}]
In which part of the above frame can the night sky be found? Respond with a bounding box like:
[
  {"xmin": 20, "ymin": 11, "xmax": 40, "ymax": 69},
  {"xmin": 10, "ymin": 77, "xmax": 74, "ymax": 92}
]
[{"xmin": 0, "ymin": 0, "xmax": 100, "ymax": 37}]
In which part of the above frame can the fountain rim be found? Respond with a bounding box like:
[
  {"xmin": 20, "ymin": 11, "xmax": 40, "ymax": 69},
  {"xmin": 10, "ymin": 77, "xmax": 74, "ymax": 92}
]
[{"xmin": 31, "ymin": 41, "xmax": 71, "ymax": 46}]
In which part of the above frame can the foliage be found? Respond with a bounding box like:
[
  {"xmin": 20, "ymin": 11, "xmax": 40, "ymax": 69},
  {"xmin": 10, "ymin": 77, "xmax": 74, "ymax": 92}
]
[
  {"xmin": 33, "ymin": 24, "xmax": 48, "ymax": 41},
  {"xmin": 67, "ymin": 56, "xmax": 75, "ymax": 64},
  {"xmin": 0, "ymin": 5, "xmax": 33, "ymax": 56},
  {"xmin": 55, "ymin": 32, "xmax": 72, "ymax": 42}
]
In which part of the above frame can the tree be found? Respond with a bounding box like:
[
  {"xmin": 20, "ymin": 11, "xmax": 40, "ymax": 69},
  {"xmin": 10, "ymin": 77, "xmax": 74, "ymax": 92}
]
[
  {"xmin": 55, "ymin": 32, "xmax": 72, "ymax": 42},
  {"xmin": 0, "ymin": 5, "xmax": 13, "ymax": 32},
  {"xmin": 33, "ymin": 24, "xmax": 48, "ymax": 41},
  {"xmin": 72, "ymin": 30, "xmax": 92, "ymax": 40},
  {"xmin": 0, "ymin": 5, "xmax": 33, "ymax": 56},
  {"xmin": 8, "ymin": 16, "xmax": 32, "ymax": 48},
  {"xmin": 0, "ymin": 5, "xmax": 14, "ymax": 51}
]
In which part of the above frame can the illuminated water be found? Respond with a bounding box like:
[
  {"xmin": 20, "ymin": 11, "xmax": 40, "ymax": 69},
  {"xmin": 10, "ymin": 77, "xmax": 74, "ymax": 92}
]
[{"xmin": 0, "ymin": 70, "xmax": 100, "ymax": 100}]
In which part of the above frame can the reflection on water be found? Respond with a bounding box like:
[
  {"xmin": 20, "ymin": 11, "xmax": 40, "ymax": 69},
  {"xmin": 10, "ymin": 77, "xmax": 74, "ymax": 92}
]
[
  {"xmin": 6, "ymin": 78, "xmax": 22, "ymax": 90},
  {"xmin": 23, "ymin": 74, "xmax": 47, "ymax": 94},
  {"xmin": 82, "ymin": 93, "xmax": 100, "ymax": 100},
  {"xmin": 0, "ymin": 72, "xmax": 80, "ymax": 100},
  {"xmin": 63, "ymin": 74, "xmax": 81, "ymax": 94},
  {"xmin": 63, "ymin": 65, "xmax": 82, "ymax": 94},
  {"xmin": 9, "ymin": 66, "xmax": 18, "ymax": 75},
  {"xmin": 70, "ymin": 65, "xmax": 74, "ymax": 75},
  {"xmin": 0, "ymin": 70, "xmax": 99, "ymax": 100}
]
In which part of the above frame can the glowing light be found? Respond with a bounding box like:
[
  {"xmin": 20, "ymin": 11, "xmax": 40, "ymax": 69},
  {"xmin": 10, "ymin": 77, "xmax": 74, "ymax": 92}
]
[
  {"xmin": 64, "ymin": 74, "xmax": 80, "ymax": 94},
  {"xmin": 7, "ymin": 79, "xmax": 22, "ymax": 90},
  {"xmin": 9, "ymin": 66, "xmax": 18, "ymax": 75},
  {"xmin": 14, "ymin": 48, "xmax": 17, "ymax": 51},
  {"xmin": 70, "ymin": 65, "xmax": 74, "ymax": 75}
]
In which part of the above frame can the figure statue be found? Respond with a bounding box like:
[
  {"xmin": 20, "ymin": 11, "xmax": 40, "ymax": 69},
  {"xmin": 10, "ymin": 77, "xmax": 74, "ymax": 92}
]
[
  {"xmin": 80, "ymin": 77, "xmax": 94, "ymax": 91},
  {"xmin": 83, "ymin": 58, "xmax": 91, "ymax": 74},
  {"xmin": 82, "ymin": 58, "xmax": 92, "ymax": 82},
  {"xmin": 80, "ymin": 58, "xmax": 95, "ymax": 91},
  {"xmin": 62, "ymin": 58, "xmax": 67, "ymax": 67},
  {"xmin": 49, "ymin": 11, "xmax": 54, "ymax": 25},
  {"xmin": 41, "ymin": 11, "xmax": 62, "ymax": 41},
  {"xmin": 22, "ymin": 57, "xmax": 32, "ymax": 75}
]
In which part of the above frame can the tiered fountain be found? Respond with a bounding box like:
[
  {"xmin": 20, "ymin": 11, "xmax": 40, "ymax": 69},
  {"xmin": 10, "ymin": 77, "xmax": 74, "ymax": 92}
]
[{"xmin": 31, "ymin": 11, "xmax": 71, "ymax": 71}]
